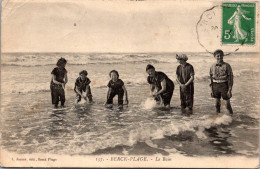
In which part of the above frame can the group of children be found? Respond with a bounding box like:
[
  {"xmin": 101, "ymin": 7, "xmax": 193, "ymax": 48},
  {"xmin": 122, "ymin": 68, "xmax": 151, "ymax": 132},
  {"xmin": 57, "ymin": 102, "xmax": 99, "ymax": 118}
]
[
  {"xmin": 50, "ymin": 58, "xmax": 128, "ymax": 109},
  {"xmin": 145, "ymin": 54, "xmax": 195, "ymax": 113},
  {"xmin": 50, "ymin": 49, "xmax": 234, "ymax": 115},
  {"xmin": 145, "ymin": 49, "xmax": 233, "ymax": 114}
]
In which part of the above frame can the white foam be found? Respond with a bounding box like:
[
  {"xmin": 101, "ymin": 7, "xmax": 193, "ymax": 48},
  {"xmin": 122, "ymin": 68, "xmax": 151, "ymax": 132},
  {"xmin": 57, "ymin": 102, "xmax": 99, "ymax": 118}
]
[
  {"xmin": 195, "ymin": 127, "xmax": 207, "ymax": 139},
  {"xmin": 142, "ymin": 97, "xmax": 158, "ymax": 110},
  {"xmin": 1, "ymin": 109, "xmax": 235, "ymax": 156},
  {"xmin": 110, "ymin": 114, "xmax": 234, "ymax": 151},
  {"xmin": 77, "ymin": 99, "xmax": 86, "ymax": 105},
  {"xmin": 76, "ymin": 92, "xmax": 87, "ymax": 104}
]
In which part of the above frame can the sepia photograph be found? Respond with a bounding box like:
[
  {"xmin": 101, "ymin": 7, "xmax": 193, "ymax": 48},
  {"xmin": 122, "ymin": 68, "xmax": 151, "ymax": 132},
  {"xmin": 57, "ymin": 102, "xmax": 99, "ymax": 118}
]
[{"xmin": 0, "ymin": 0, "xmax": 259, "ymax": 168}]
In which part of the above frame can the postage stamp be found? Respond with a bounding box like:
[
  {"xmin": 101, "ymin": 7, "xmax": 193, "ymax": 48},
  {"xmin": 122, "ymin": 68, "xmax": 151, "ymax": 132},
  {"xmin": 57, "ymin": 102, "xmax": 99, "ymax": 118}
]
[
  {"xmin": 1, "ymin": 0, "xmax": 259, "ymax": 168},
  {"xmin": 222, "ymin": 3, "xmax": 256, "ymax": 45}
]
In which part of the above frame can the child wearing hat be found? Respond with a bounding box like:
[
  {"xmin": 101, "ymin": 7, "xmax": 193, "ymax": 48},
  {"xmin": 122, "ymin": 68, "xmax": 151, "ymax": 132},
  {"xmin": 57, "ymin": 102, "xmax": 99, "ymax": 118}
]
[
  {"xmin": 74, "ymin": 70, "xmax": 93, "ymax": 103},
  {"xmin": 105, "ymin": 70, "xmax": 128, "ymax": 108},
  {"xmin": 50, "ymin": 57, "xmax": 68, "ymax": 108},
  {"xmin": 176, "ymin": 54, "xmax": 195, "ymax": 114}
]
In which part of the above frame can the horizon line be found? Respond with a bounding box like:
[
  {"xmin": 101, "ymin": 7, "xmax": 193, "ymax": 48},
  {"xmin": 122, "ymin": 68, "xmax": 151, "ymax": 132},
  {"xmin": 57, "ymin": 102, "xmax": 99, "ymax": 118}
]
[{"xmin": 2, "ymin": 51, "xmax": 257, "ymax": 54}]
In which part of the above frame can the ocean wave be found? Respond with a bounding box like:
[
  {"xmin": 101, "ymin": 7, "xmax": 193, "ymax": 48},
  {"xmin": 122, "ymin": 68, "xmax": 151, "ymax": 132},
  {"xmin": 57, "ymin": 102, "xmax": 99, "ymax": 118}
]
[
  {"xmin": 2, "ymin": 53, "xmax": 258, "ymax": 68},
  {"xmin": 1, "ymin": 57, "xmax": 166, "ymax": 66},
  {"xmin": 0, "ymin": 52, "xmax": 239, "ymax": 66},
  {"xmin": 2, "ymin": 52, "xmax": 259, "ymax": 68},
  {"xmin": 63, "ymin": 114, "xmax": 233, "ymax": 155},
  {"xmin": 1, "ymin": 69, "xmax": 258, "ymax": 95}
]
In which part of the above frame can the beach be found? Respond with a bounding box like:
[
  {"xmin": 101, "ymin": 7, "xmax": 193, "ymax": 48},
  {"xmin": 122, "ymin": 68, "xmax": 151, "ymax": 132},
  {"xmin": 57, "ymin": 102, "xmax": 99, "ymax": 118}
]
[{"xmin": 1, "ymin": 52, "xmax": 259, "ymax": 156}]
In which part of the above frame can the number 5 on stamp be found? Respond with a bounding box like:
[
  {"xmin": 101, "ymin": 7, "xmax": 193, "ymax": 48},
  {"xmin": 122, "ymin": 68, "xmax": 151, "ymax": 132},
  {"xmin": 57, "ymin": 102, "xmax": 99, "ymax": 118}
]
[{"xmin": 222, "ymin": 3, "xmax": 256, "ymax": 45}]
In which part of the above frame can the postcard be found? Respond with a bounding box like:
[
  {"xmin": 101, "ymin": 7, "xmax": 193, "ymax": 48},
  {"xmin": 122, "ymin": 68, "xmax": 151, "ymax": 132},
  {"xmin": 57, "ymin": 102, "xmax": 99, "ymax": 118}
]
[{"xmin": 1, "ymin": 0, "xmax": 259, "ymax": 168}]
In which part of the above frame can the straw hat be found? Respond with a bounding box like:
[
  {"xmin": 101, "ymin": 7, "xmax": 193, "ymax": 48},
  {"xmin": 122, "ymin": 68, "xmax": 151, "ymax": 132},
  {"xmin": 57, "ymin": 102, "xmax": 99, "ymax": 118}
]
[{"xmin": 176, "ymin": 54, "xmax": 188, "ymax": 61}]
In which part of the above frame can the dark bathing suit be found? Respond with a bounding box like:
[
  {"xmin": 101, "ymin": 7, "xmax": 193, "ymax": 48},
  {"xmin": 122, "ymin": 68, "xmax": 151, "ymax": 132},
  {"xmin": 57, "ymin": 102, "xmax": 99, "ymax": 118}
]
[
  {"xmin": 147, "ymin": 71, "xmax": 174, "ymax": 106},
  {"xmin": 74, "ymin": 77, "xmax": 92, "ymax": 102},
  {"xmin": 176, "ymin": 63, "xmax": 195, "ymax": 109},
  {"xmin": 106, "ymin": 79, "xmax": 125, "ymax": 105},
  {"xmin": 50, "ymin": 67, "xmax": 67, "ymax": 106}
]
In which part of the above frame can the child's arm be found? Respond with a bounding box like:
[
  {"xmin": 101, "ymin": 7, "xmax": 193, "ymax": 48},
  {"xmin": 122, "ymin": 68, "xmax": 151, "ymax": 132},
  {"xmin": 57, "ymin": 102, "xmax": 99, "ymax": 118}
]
[
  {"xmin": 64, "ymin": 73, "xmax": 68, "ymax": 85},
  {"xmin": 85, "ymin": 85, "xmax": 90, "ymax": 98},
  {"xmin": 184, "ymin": 75, "xmax": 194, "ymax": 87},
  {"xmin": 209, "ymin": 67, "xmax": 214, "ymax": 97},
  {"xmin": 177, "ymin": 76, "xmax": 187, "ymax": 92},
  {"xmin": 62, "ymin": 73, "xmax": 68, "ymax": 89},
  {"xmin": 227, "ymin": 64, "xmax": 233, "ymax": 98},
  {"xmin": 75, "ymin": 86, "xmax": 83, "ymax": 96},
  {"xmin": 104, "ymin": 88, "xmax": 112, "ymax": 105},
  {"xmin": 149, "ymin": 84, "xmax": 156, "ymax": 96},
  {"xmin": 209, "ymin": 66, "xmax": 214, "ymax": 85},
  {"xmin": 154, "ymin": 79, "xmax": 166, "ymax": 96},
  {"xmin": 122, "ymin": 85, "xmax": 128, "ymax": 105},
  {"xmin": 176, "ymin": 77, "xmax": 182, "ymax": 85},
  {"xmin": 176, "ymin": 67, "xmax": 183, "ymax": 85}
]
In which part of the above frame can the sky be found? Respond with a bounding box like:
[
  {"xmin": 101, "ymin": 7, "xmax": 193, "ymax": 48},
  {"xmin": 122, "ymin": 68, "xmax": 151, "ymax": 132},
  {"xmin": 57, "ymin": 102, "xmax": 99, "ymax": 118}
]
[{"xmin": 1, "ymin": 0, "xmax": 259, "ymax": 53}]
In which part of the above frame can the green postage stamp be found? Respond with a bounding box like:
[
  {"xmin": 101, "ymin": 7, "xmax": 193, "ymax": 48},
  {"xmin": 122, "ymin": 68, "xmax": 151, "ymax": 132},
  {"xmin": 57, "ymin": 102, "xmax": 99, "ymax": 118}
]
[{"xmin": 222, "ymin": 3, "xmax": 256, "ymax": 45}]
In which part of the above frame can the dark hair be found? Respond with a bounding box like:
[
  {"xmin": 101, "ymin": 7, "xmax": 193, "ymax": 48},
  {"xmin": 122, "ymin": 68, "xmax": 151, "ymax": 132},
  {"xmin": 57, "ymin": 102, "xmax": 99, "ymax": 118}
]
[
  {"xmin": 79, "ymin": 70, "xmax": 88, "ymax": 76},
  {"xmin": 146, "ymin": 64, "xmax": 155, "ymax": 71},
  {"xmin": 109, "ymin": 70, "xmax": 119, "ymax": 78},
  {"xmin": 213, "ymin": 49, "xmax": 224, "ymax": 57},
  {"xmin": 56, "ymin": 57, "xmax": 67, "ymax": 67}
]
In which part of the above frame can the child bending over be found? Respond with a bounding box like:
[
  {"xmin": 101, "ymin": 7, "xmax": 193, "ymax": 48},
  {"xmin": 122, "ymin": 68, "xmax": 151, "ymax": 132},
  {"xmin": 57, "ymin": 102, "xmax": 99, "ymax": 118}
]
[
  {"xmin": 74, "ymin": 70, "xmax": 93, "ymax": 103},
  {"xmin": 105, "ymin": 70, "xmax": 128, "ymax": 108}
]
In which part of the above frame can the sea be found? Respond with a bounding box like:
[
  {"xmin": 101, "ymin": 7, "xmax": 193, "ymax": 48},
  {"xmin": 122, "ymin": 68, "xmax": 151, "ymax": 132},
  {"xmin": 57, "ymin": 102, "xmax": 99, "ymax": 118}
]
[{"xmin": 0, "ymin": 52, "xmax": 259, "ymax": 157}]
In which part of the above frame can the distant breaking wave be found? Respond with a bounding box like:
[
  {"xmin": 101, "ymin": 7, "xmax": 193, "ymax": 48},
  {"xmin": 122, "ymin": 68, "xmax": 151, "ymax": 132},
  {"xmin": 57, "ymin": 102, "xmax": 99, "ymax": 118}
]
[
  {"xmin": 1, "ymin": 53, "xmax": 259, "ymax": 94},
  {"xmin": 1, "ymin": 53, "xmax": 172, "ymax": 66},
  {"xmin": 2, "ymin": 52, "xmax": 258, "ymax": 66},
  {"xmin": 1, "ymin": 69, "xmax": 258, "ymax": 94}
]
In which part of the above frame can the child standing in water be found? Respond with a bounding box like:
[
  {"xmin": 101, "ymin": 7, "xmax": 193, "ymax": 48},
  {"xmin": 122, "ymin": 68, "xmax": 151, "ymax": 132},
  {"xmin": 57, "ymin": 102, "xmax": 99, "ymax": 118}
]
[
  {"xmin": 74, "ymin": 70, "xmax": 93, "ymax": 103},
  {"xmin": 50, "ymin": 58, "xmax": 68, "ymax": 108},
  {"xmin": 210, "ymin": 49, "xmax": 233, "ymax": 115},
  {"xmin": 105, "ymin": 70, "xmax": 128, "ymax": 108},
  {"xmin": 176, "ymin": 54, "xmax": 195, "ymax": 114}
]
